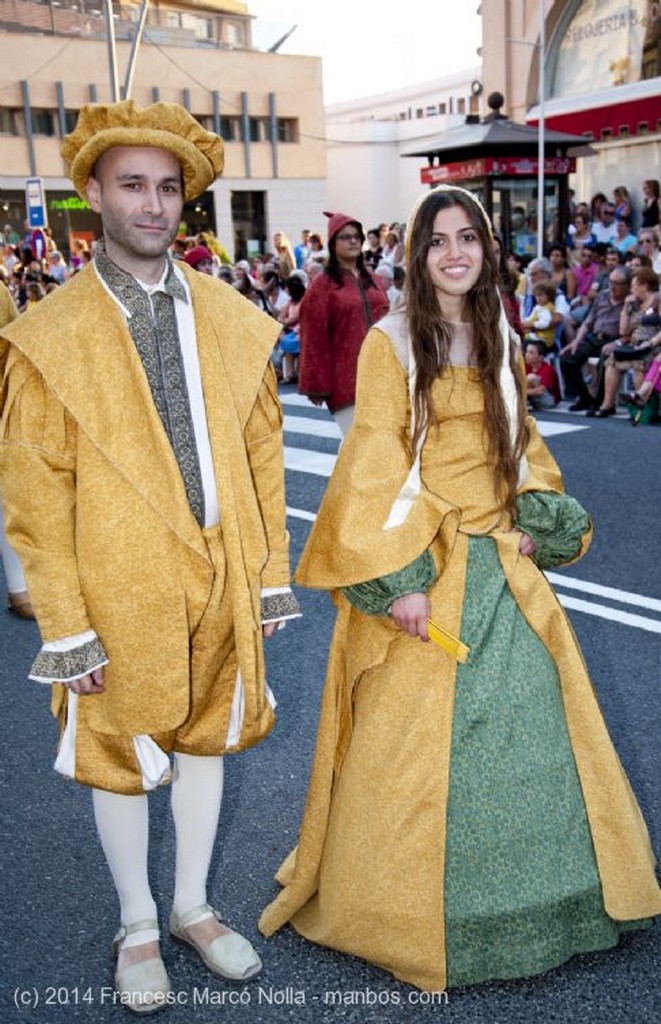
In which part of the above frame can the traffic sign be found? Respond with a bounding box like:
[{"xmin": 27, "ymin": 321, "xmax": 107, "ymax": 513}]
[{"xmin": 25, "ymin": 177, "xmax": 48, "ymax": 228}]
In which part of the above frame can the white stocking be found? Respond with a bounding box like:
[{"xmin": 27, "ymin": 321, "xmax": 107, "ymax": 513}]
[
  {"xmin": 92, "ymin": 788, "xmax": 159, "ymax": 948},
  {"xmin": 171, "ymin": 753, "xmax": 224, "ymax": 922}
]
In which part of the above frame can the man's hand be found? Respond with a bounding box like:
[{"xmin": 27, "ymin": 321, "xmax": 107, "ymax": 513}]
[
  {"xmin": 601, "ymin": 341, "xmax": 618, "ymax": 356},
  {"xmin": 65, "ymin": 667, "xmax": 105, "ymax": 695},
  {"xmin": 559, "ymin": 338, "xmax": 579, "ymax": 356},
  {"xmin": 390, "ymin": 592, "xmax": 430, "ymax": 641},
  {"xmin": 262, "ymin": 621, "xmax": 279, "ymax": 638}
]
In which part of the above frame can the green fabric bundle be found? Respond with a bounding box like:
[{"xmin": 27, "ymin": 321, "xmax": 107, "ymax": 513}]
[
  {"xmin": 515, "ymin": 491, "xmax": 589, "ymax": 570},
  {"xmin": 342, "ymin": 548, "xmax": 436, "ymax": 616}
]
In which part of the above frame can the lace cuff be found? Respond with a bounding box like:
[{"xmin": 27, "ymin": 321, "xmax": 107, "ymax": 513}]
[
  {"xmin": 342, "ymin": 549, "xmax": 437, "ymax": 617},
  {"xmin": 261, "ymin": 587, "xmax": 302, "ymax": 625},
  {"xmin": 515, "ymin": 491, "xmax": 590, "ymax": 570},
  {"xmin": 29, "ymin": 632, "xmax": 109, "ymax": 684}
]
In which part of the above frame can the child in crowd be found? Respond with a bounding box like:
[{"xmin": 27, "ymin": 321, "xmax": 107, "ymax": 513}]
[
  {"xmin": 525, "ymin": 339, "xmax": 561, "ymax": 409},
  {"xmin": 521, "ymin": 280, "xmax": 557, "ymax": 349}
]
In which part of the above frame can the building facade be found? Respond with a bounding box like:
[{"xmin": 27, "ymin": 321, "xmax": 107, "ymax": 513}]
[
  {"xmin": 324, "ymin": 69, "xmax": 481, "ymax": 228},
  {"xmin": 0, "ymin": 0, "xmax": 327, "ymax": 257},
  {"xmin": 481, "ymin": 0, "xmax": 661, "ymax": 227}
]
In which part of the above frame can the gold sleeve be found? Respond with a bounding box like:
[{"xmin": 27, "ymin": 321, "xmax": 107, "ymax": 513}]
[
  {"xmin": 0, "ymin": 353, "xmax": 91, "ymax": 640},
  {"xmin": 243, "ymin": 360, "xmax": 293, "ymax": 589}
]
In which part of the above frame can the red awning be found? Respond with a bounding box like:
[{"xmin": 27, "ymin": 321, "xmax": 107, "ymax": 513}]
[{"xmin": 527, "ymin": 95, "xmax": 661, "ymax": 141}]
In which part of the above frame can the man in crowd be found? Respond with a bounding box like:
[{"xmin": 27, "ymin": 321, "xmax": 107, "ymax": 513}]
[
  {"xmin": 559, "ymin": 266, "xmax": 631, "ymax": 411},
  {"xmin": 0, "ymin": 100, "xmax": 299, "ymax": 1012},
  {"xmin": 591, "ymin": 202, "xmax": 618, "ymax": 245}
]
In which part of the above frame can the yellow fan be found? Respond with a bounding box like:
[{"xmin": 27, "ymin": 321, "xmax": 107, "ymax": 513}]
[{"xmin": 427, "ymin": 619, "xmax": 470, "ymax": 663}]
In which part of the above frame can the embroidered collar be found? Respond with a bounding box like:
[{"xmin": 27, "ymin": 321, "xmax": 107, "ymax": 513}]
[{"xmin": 94, "ymin": 239, "xmax": 188, "ymax": 308}]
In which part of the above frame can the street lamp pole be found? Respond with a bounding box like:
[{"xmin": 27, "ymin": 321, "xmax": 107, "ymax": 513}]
[
  {"xmin": 537, "ymin": 0, "xmax": 546, "ymax": 259},
  {"xmin": 104, "ymin": 0, "xmax": 120, "ymax": 102}
]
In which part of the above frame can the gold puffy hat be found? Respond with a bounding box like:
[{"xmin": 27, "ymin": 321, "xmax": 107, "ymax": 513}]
[{"xmin": 61, "ymin": 99, "xmax": 224, "ymax": 202}]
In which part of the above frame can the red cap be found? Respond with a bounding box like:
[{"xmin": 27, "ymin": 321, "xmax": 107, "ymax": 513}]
[
  {"xmin": 323, "ymin": 210, "xmax": 363, "ymax": 243},
  {"xmin": 183, "ymin": 245, "xmax": 213, "ymax": 268}
]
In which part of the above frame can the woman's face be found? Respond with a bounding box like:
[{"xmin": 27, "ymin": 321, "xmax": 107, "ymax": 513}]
[
  {"xmin": 425, "ymin": 204, "xmax": 483, "ymax": 313},
  {"xmin": 549, "ymin": 249, "xmax": 563, "ymax": 267}
]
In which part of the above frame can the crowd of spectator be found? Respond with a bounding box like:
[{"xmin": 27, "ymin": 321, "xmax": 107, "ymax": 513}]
[{"xmin": 1, "ymin": 185, "xmax": 659, "ymax": 423}]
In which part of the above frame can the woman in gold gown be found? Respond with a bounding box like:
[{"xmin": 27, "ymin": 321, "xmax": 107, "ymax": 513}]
[{"xmin": 260, "ymin": 186, "xmax": 661, "ymax": 991}]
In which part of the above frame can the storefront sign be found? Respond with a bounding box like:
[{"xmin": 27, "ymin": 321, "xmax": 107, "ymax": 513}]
[
  {"xmin": 421, "ymin": 156, "xmax": 576, "ymax": 184},
  {"xmin": 421, "ymin": 160, "xmax": 486, "ymax": 184},
  {"xmin": 553, "ymin": 0, "xmax": 658, "ymax": 98},
  {"xmin": 25, "ymin": 177, "xmax": 47, "ymax": 228},
  {"xmin": 49, "ymin": 197, "xmax": 91, "ymax": 211}
]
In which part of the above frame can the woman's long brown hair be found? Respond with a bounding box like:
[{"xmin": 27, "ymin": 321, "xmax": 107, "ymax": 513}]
[{"xmin": 406, "ymin": 189, "xmax": 529, "ymax": 513}]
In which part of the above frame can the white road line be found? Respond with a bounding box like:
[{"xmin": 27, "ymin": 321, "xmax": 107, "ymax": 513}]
[
  {"xmin": 286, "ymin": 505, "xmax": 317, "ymax": 522},
  {"xmin": 279, "ymin": 393, "xmax": 316, "ymax": 407},
  {"xmin": 284, "ymin": 447, "xmax": 337, "ymax": 477},
  {"xmin": 535, "ymin": 422, "xmax": 589, "ymax": 437},
  {"xmin": 555, "ymin": 594, "xmax": 661, "ymax": 634},
  {"xmin": 547, "ymin": 572, "xmax": 661, "ymax": 614},
  {"xmin": 284, "ymin": 415, "xmax": 342, "ymax": 439}
]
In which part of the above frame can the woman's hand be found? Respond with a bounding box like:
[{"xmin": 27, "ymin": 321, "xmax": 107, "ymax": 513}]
[
  {"xmin": 511, "ymin": 529, "xmax": 537, "ymax": 557},
  {"xmin": 390, "ymin": 592, "xmax": 430, "ymax": 641}
]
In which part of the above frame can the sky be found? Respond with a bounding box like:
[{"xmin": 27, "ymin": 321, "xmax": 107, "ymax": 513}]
[{"xmin": 248, "ymin": 1, "xmax": 483, "ymax": 105}]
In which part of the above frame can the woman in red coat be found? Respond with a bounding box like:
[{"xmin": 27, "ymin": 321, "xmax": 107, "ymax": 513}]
[{"xmin": 298, "ymin": 211, "xmax": 389, "ymax": 434}]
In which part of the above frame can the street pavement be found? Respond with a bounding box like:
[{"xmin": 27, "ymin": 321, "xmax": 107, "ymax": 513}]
[{"xmin": 1, "ymin": 387, "xmax": 659, "ymax": 1024}]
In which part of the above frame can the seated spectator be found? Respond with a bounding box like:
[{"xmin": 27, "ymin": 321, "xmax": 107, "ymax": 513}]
[
  {"xmin": 638, "ymin": 229, "xmax": 661, "ymax": 274},
  {"xmin": 591, "ymin": 267, "xmax": 661, "ymax": 417},
  {"xmin": 525, "ymin": 340, "xmax": 561, "ymax": 409},
  {"xmin": 621, "ymin": 353, "xmax": 661, "ymax": 412},
  {"xmin": 568, "ymin": 211, "xmax": 596, "ymax": 265},
  {"xmin": 234, "ymin": 263, "xmax": 270, "ymax": 312},
  {"xmin": 548, "ymin": 244, "xmax": 576, "ymax": 300},
  {"xmin": 560, "ymin": 266, "xmax": 631, "ymax": 411},
  {"xmin": 614, "ymin": 218, "xmax": 638, "ymax": 256},
  {"xmin": 521, "ymin": 280, "xmax": 557, "ymax": 350},
  {"xmin": 261, "ymin": 266, "xmax": 289, "ymax": 316},
  {"xmin": 46, "ymin": 250, "xmax": 68, "ymax": 285},
  {"xmin": 591, "ymin": 202, "xmax": 618, "ymax": 245},
  {"xmin": 523, "ymin": 257, "xmax": 570, "ymax": 339},
  {"xmin": 277, "ymin": 273, "xmax": 307, "ymax": 383}
]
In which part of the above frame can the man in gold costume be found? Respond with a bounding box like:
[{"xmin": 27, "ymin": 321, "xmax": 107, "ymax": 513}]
[{"xmin": 0, "ymin": 100, "xmax": 299, "ymax": 1013}]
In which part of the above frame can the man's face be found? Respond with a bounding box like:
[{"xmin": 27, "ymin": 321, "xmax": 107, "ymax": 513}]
[
  {"xmin": 605, "ymin": 250, "xmax": 620, "ymax": 271},
  {"xmin": 86, "ymin": 146, "xmax": 184, "ymax": 273},
  {"xmin": 608, "ymin": 273, "xmax": 629, "ymax": 302},
  {"xmin": 600, "ymin": 205, "xmax": 616, "ymax": 226}
]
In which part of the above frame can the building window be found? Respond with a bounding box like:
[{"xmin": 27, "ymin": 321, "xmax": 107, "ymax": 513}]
[
  {"xmin": 220, "ymin": 115, "xmax": 242, "ymax": 142},
  {"xmin": 64, "ymin": 109, "xmax": 79, "ymax": 134},
  {"xmin": 250, "ymin": 117, "xmax": 268, "ymax": 142},
  {"xmin": 438, "ymin": 102, "xmax": 447, "ymax": 114},
  {"xmin": 31, "ymin": 109, "xmax": 55, "ymax": 136},
  {"xmin": 0, "ymin": 109, "xmax": 18, "ymax": 135},
  {"xmin": 416, "ymin": 108, "xmax": 424, "ymax": 118},
  {"xmin": 457, "ymin": 97, "xmax": 466, "ymax": 114},
  {"xmin": 224, "ymin": 21, "xmax": 245, "ymax": 46},
  {"xmin": 277, "ymin": 118, "xmax": 298, "ymax": 143}
]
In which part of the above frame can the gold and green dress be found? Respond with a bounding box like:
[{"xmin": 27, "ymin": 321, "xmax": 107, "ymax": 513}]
[{"xmin": 260, "ymin": 316, "xmax": 661, "ymax": 991}]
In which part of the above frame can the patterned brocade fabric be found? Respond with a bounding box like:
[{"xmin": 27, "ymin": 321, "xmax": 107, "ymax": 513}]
[
  {"xmin": 515, "ymin": 491, "xmax": 589, "ymax": 570},
  {"xmin": 95, "ymin": 242, "xmax": 206, "ymax": 526},
  {"xmin": 30, "ymin": 637, "xmax": 108, "ymax": 682},
  {"xmin": 341, "ymin": 549, "xmax": 437, "ymax": 616},
  {"xmin": 261, "ymin": 590, "xmax": 302, "ymax": 623}
]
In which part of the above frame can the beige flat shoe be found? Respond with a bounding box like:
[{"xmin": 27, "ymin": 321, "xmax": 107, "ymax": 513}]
[
  {"xmin": 7, "ymin": 591, "xmax": 35, "ymax": 620},
  {"xmin": 113, "ymin": 919, "xmax": 171, "ymax": 1015},
  {"xmin": 169, "ymin": 904, "xmax": 262, "ymax": 981}
]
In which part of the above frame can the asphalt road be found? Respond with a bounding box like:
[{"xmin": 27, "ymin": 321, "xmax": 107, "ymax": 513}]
[{"xmin": 1, "ymin": 390, "xmax": 659, "ymax": 1024}]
